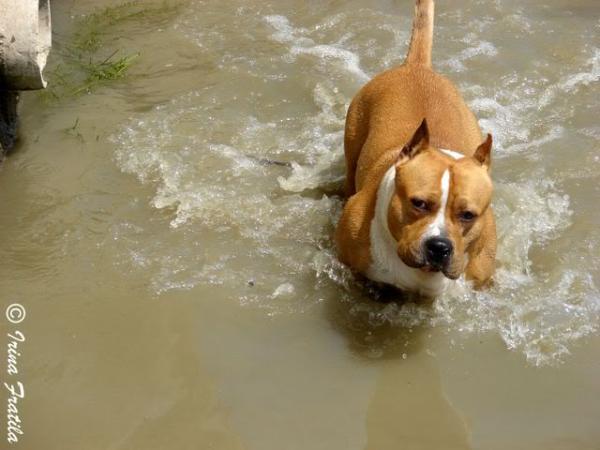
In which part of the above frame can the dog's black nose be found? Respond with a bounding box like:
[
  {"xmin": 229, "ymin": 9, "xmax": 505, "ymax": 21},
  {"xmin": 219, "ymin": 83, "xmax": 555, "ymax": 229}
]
[{"xmin": 425, "ymin": 237, "xmax": 453, "ymax": 267}]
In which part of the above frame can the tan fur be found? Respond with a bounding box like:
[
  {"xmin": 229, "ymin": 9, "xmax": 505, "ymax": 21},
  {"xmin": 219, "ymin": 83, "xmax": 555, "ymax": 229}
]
[{"xmin": 335, "ymin": 0, "xmax": 496, "ymax": 291}]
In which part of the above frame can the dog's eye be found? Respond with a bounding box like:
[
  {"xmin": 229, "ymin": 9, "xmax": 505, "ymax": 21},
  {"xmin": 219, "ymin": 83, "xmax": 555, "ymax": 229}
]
[
  {"xmin": 410, "ymin": 198, "xmax": 428, "ymax": 211},
  {"xmin": 459, "ymin": 211, "xmax": 476, "ymax": 222}
]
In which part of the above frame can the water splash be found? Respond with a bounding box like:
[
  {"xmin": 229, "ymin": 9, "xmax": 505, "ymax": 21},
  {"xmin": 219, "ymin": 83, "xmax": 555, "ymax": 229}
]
[{"xmin": 112, "ymin": 4, "xmax": 600, "ymax": 365}]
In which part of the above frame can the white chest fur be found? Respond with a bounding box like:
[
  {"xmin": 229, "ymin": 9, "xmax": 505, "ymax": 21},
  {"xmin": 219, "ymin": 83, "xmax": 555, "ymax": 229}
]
[{"xmin": 366, "ymin": 164, "xmax": 448, "ymax": 297}]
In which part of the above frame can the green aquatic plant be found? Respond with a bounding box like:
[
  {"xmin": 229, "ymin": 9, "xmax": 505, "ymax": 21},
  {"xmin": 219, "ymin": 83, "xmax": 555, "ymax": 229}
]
[
  {"xmin": 70, "ymin": 52, "xmax": 140, "ymax": 96},
  {"xmin": 40, "ymin": 1, "xmax": 181, "ymax": 102}
]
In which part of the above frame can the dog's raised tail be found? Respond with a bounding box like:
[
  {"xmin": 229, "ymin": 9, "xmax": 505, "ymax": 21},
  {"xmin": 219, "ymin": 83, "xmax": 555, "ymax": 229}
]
[{"xmin": 405, "ymin": 0, "xmax": 434, "ymax": 68}]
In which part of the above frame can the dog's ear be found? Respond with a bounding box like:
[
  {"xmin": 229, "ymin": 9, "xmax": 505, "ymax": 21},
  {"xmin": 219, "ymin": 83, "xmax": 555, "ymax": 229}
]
[
  {"xmin": 400, "ymin": 119, "xmax": 430, "ymax": 160},
  {"xmin": 473, "ymin": 134, "xmax": 492, "ymax": 171}
]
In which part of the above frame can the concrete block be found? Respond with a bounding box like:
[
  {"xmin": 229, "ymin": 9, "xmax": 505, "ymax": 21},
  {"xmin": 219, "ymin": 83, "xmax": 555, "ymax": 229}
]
[{"xmin": 0, "ymin": 0, "xmax": 52, "ymax": 90}]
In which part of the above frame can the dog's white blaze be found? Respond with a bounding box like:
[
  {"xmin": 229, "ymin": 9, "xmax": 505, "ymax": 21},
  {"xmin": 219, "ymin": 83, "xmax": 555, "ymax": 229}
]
[
  {"xmin": 439, "ymin": 148, "xmax": 465, "ymax": 160},
  {"xmin": 427, "ymin": 169, "xmax": 450, "ymax": 237},
  {"xmin": 367, "ymin": 164, "xmax": 448, "ymax": 297}
]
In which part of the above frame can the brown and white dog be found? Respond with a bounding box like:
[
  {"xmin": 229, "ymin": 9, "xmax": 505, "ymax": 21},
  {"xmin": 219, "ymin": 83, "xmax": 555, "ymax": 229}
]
[{"xmin": 335, "ymin": 0, "xmax": 496, "ymax": 297}]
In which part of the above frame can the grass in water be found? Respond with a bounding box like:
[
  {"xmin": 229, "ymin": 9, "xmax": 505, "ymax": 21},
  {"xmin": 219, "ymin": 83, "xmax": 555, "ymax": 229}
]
[{"xmin": 41, "ymin": 1, "xmax": 181, "ymax": 101}]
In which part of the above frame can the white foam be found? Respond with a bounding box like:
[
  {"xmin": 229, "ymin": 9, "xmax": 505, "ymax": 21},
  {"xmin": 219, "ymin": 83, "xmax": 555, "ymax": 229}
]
[
  {"xmin": 271, "ymin": 283, "xmax": 296, "ymax": 298},
  {"xmin": 264, "ymin": 15, "xmax": 314, "ymax": 47},
  {"xmin": 440, "ymin": 39, "xmax": 498, "ymax": 72},
  {"xmin": 277, "ymin": 82, "xmax": 347, "ymax": 192},
  {"xmin": 540, "ymin": 47, "xmax": 600, "ymax": 106},
  {"xmin": 265, "ymin": 14, "xmax": 370, "ymax": 83},
  {"xmin": 560, "ymin": 54, "xmax": 600, "ymax": 91},
  {"xmin": 292, "ymin": 45, "xmax": 369, "ymax": 82}
]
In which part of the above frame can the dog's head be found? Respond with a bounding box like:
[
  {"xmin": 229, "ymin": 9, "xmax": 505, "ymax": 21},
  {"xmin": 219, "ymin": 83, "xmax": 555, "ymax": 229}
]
[{"xmin": 388, "ymin": 120, "xmax": 493, "ymax": 279}]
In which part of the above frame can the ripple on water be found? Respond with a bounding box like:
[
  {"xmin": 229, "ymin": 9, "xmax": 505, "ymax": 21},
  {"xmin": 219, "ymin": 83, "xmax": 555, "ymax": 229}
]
[{"xmin": 112, "ymin": 3, "xmax": 600, "ymax": 365}]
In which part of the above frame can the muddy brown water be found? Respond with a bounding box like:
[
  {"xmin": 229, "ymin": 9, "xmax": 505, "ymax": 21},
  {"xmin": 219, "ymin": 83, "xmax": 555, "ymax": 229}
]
[{"xmin": 1, "ymin": 0, "xmax": 599, "ymax": 449}]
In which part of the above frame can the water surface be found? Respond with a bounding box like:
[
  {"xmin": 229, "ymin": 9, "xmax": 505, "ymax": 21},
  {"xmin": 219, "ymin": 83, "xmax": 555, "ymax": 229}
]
[{"xmin": 1, "ymin": 0, "xmax": 599, "ymax": 448}]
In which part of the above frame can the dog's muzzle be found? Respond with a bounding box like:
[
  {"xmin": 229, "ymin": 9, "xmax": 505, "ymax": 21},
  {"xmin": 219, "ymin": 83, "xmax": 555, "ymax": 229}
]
[{"xmin": 424, "ymin": 237, "xmax": 453, "ymax": 270}]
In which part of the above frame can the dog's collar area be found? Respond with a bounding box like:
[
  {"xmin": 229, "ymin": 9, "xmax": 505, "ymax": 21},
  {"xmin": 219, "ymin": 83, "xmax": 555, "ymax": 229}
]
[{"xmin": 439, "ymin": 148, "xmax": 465, "ymax": 160}]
